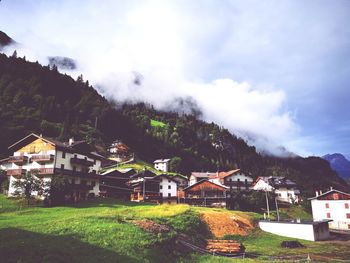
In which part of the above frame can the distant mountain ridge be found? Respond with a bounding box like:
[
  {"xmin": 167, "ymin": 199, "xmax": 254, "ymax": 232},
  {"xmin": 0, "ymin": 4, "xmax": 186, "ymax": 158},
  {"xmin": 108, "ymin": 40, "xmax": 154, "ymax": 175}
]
[
  {"xmin": 323, "ymin": 153, "xmax": 350, "ymax": 179},
  {"xmin": 0, "ymin": 31, "xmax": 15, "ymax": 49}
]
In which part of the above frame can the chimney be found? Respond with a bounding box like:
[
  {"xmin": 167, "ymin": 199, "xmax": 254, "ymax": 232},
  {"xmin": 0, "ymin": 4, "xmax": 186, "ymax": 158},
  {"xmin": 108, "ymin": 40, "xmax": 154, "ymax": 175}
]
[
  {"xmin": 315, "ymin": 191, "xmax": 319, "ymax": 197},
  {"xmin": 68, "ymin": 138, "xmax": 74, "ymax": 146},
  {"xmin": 320, "ymin": 190, "xmax": 323, "ymax": 195},
  {"xmin": 330, "ymin": 186, "xmax": 333, "ymax": 191}
]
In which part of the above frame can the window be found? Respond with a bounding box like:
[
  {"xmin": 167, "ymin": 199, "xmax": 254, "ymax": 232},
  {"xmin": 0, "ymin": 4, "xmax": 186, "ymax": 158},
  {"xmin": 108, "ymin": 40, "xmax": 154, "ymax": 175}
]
[
  {"xmin": 62, "ymin": 151, "xmax": 66, "ymax": 158},
  {"xmin": 91, "ymin": 181, "xmax": 96, "ymax": 187},
  {"xmin": 346, "ymin": 213, "xmax": 350, "ymax": 219},
  {"xmin": 61, "ymin": 164, "xmax": 64, "ymax": 170},
  {"xmin": 348, "ymin": 224, "xmax": 350, "ymax": 230},
  {"xmin": 73, "ymin": 166, "xmax": 76, "ymax": 172},
  {"xmin": 325, "ymin": 203, "xmax": 329, "ymax": 209},
  {"xmin": 168, "ymin": 180, "xmax": 171, "ymax": 183},
  {"xmin": 168, "ymin": 185, "xmax": 171, "ymax": 189},
  {"xmin": 160, "ymin": 185, "xmax": 163, "ymax": 190},
  {"xmin": 326, "ymin": 212, "xmax": 331, "ymax": 218},
  {"xmin": 345, "ymin": 203, "xmax": 349, "ymax": 209},
  {"xmin": 168, "ymin": 193, "xmax": 171, "ymax": 197}
]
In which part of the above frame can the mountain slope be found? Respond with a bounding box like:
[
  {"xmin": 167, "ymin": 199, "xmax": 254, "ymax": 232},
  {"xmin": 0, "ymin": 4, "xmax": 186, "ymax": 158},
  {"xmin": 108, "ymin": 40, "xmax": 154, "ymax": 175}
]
[
  {"xmin": 0, "ymin": 31, "xmax": 15, "ymax": 49},
  {"xmin": 0, "ymin": 52, "xmax": 347, "ymax": 195},
  {"xmin": 323, "ymin": 153, "xmax": 350, "ymax": 179}
]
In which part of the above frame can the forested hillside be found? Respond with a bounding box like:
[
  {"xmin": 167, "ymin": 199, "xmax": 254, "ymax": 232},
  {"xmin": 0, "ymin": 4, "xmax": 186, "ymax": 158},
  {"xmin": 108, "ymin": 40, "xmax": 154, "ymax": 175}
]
[{"xmin": 0, "ymin": 53, "xmax": 347, "ymax": 195}]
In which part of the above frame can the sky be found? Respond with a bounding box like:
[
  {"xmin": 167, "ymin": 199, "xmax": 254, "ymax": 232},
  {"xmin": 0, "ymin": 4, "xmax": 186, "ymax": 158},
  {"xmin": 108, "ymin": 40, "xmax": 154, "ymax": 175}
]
[{"xmin": 1, "ymin": 0, "xmax": 350, "ymax": 158}]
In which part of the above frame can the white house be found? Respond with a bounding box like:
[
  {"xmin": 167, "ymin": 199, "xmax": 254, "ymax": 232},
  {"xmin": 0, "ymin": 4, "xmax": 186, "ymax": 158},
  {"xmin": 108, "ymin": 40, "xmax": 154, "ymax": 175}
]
[
  {"xmin": 309, "ymin": 189, "xmax": 350, "ymax": 231},
  {"xmin": 209, "ymin": 169, "xmax": 254, "ymax": 190},
  {"xmin": 253, "ymin": 176, "xmax": 300, "ymax": 203},
  {"xmin": 5, "ymin": 133, "xmax": 103, "ymax": 201},
  {"xmin": 107, "ymin": 140, "xmax": 133, "ymax": 162},
  {"xmin": 153, "ymin": 159, "xmax": 170, "ymax": 172},
  {"xmin": 156, "ymin": 174, "xmax": 178, "ymax": 203}
]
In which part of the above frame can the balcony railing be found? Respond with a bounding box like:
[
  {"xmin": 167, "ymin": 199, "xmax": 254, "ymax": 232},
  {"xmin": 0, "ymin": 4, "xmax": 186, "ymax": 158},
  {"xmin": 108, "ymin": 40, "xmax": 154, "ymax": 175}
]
[
  {"xmin": 70, "ymin": 156, "xmax": 94, "ymax": 166},
  {"xmin": 31, "ymin": 155, "xmax": 54, "ymax": 163},
  {"xmin": 31, "ymin": 168, "xmax": 54, "ymax": 176},
  {"xmin": 8, "ymin": 156, "xmax": 28, "ymax": 164},
  {"xmin": 55, "ymin": 168, "xmax": 101, "ymax": 178},
  {"xmin": 7, "ymin": 169, "xmax": 26, "ymax": 176}
]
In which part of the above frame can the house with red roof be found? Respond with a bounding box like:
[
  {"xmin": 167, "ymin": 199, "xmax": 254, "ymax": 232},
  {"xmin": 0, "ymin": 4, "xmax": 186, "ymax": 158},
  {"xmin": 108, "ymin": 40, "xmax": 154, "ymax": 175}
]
[{"xmin": 309, "ymin": 188, "xmax": 350, "ymax": 230}]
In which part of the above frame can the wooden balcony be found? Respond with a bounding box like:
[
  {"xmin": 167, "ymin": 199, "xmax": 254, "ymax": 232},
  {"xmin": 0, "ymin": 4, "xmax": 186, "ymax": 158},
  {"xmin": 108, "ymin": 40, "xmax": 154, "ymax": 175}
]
[
  {"xmin": 31, "ymin": 168, "xmax": 54, "ymax": 176},
  {"xmin": 31, "ymin": 154, "xmax": 54, "ymax": 163},
  {"xmin": 8, "ymin": 156, "xmax": 28, "ymax": 165},
  {"xmin": 55, "ymin": 168, "xmax": 101, "ymax": 179},
  {"xmin": 7, "ymin": 169, "xmax": 26, "ymax": 177},
  {"xmin": 70, "ymin": 156, "xmax": 94, "ymax": 166}
]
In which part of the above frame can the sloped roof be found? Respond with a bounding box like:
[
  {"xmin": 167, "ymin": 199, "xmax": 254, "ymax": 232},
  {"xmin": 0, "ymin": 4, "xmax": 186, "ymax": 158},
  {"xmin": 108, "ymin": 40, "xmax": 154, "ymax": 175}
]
[
  {"xmin": 184, "ymin": 179, "xmax": 228, "ymax": 191},
  {"xmin": 209, "ymin": 169, "xmax": 241, "ymax": 179},
  {"xmin": 256, "ymin": 176, "xmax": 297, "ymax": 188},
  {"xmin": 153, "ymin": 159, "xmax": 171, "ymax": 163},
  {"xmin": 153, "ymin": 174, "xmax": 179, "ymax": 183},
  {"xmin": 191, "ymin": 172, "xmax": 217, "ymax": 178},
  {"xmin": 8, "ymin": 133, "xmax": 105, "ymax": 160},
  {"xmin": 308, "ymin": 189, "xmax": 350, "ymax": 200}
]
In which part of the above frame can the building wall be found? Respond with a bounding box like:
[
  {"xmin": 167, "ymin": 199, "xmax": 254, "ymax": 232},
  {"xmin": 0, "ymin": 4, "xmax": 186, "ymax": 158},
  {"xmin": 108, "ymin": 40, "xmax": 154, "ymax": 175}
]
[
  {"xmin": 275, "ymin": 188, "xmax": 299, "ymax": 203},
  {"xmin": 253, "ymin": 179, "xmax": 273, "ymax": 191},
  {"xmin": 259, "ymin": 221, "xmax": 330, "ymax": 241},
  {"xmin": 8, "ymin": 139, "xmax": 102, "ymax": 199},
  {"xmin": 224, "ymin": 173, "xmax": 254, "ymax": 189},
  {"xmin": 154, "ymin": 162, "xmax": 168, "ymax": 172},
  {"xmin": 311, "ymin": 199, "xmax": 350, "ymax": 230},
  {"xmin": 159, "ymin": 177, "xmax": 177, "ymax": 197}
]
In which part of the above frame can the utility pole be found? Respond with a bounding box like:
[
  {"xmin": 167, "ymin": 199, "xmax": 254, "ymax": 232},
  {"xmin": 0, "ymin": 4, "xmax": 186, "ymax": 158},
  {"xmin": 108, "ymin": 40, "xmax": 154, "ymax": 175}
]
[
  {"xmin": 265, "ymin": 189, "xmax": 270, "ymax": 219},
  {"xmin": 143, "ymin": 178, "xmax": 146, "ymax": 202},
  {"xmin": 275, "ymin": 197, "xmax": 280, "ymax": 221}
]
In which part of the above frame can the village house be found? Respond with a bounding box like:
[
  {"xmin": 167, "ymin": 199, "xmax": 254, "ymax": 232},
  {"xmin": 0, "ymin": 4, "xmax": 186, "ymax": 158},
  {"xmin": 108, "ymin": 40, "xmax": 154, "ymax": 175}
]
[
  {"xmin": 100, "ymin": 169, "xmax": 132, "ymax": 199},
  {"xmin": 209, "ymin": 169, "xmax": 254, "ymax": 190},
  {"xmin": 5, "ymin": 133, "xmax": 103, "ymax": 201},
  {"xmin": 156, "ymin": 174, "xmax": 178, "ymax": 204},
  {"xmin": 309, "ymin": 188, "xmax": 350, "ymax": 231},
  {"xmin": 253, "ymin": 176, "xmax": 300, "ymax": 203},
  {"xmin": 153, "ymin": 159, "xmax": 170, "ymax": 172},
  {"xmin": 107, "ymin": 140, "xmax": 134, "ymax": 163},
  {"xmin": 182, "ymin": 179, "xmax": 228, "ymax": 207},
  {"xmin": 129, "ymin": 169, "xmax": 159, "ymax": 202},
  {"xmin": 128, "ymin": 169, "xmax": 180, "ymax": 204}
]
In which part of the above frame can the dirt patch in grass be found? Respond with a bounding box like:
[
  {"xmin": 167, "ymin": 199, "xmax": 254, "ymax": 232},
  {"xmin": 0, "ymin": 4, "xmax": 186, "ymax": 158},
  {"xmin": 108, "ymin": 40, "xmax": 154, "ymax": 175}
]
[
  {"xmin": 132, "ymin": 219, "xmax": 171, "ymax": 234},
  {"xmin": 200, "ymin": 211, "xmax": 253, "ymax": 238}
]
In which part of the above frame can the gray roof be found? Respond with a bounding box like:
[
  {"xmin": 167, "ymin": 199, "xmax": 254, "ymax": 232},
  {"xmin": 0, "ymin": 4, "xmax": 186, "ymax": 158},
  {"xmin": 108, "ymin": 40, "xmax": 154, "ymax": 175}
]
[{"xmin": 153, "ymin": 159, "xmax": 171, "ymax": 163}]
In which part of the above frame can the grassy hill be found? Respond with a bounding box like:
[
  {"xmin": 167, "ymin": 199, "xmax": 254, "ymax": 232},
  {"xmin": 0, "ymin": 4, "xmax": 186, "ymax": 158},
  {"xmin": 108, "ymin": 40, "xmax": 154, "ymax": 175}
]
[{"xmin": 1, "ymin": 194, "xmax": 350, "ymax": 262}]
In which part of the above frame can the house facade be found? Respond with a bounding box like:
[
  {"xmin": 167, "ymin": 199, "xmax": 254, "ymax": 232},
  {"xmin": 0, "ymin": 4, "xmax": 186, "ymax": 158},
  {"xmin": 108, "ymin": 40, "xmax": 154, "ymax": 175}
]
[
  {"xmin": 309, "ymin": 189, "xmax": 350, "ymax": 230},
  {"xmin": 157, "ymin": 174, "xmax": 178, "ymax": 204},
  {"xmin": 6, "ymin": 133, "xmax": 103, "ymax": 201},
  {"xmin": 209, "ymin": 169, "xmax": 254, "ymax": 190},
  {"xmin": 153, "ymin": 159, "xmax": 170, "ymax": 172},
  {"xmin": 107, "ymin": 140, "xmax": 134, "ymax": 163},
  {"xmin": 182, "ymin": 179, "xmax": 228, "ymax": 207},
  {"xmin": 253, "ymin": 176, "xmax": 300, "ymax": 203}
]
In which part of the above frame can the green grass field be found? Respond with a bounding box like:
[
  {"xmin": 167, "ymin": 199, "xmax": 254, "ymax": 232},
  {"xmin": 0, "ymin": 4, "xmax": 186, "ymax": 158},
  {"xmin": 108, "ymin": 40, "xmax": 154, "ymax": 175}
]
[
  {"xmin": 1, "ymin": 195, "xmax": 349, "ymax": 262},
  {"xmin": 150, "ymin": 119, "xmax": 167, "ymax": 128}
]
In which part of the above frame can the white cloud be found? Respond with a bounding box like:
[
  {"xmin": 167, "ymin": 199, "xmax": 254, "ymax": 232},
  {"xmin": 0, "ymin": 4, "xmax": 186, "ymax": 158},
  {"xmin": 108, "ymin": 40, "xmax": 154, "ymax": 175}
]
[{"xmin": 0, "ymin": 0, "xmax": 304, "ymax": 155}]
